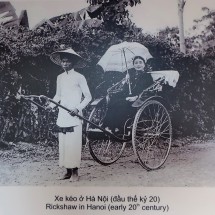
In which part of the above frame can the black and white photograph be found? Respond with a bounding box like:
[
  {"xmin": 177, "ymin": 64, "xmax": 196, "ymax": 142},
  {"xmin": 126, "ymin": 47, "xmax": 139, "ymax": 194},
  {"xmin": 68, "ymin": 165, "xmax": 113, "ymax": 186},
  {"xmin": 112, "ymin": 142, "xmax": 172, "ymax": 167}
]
[{"xmin": 1, "ymin": 0, "xmax": 215, "ymax": 187}]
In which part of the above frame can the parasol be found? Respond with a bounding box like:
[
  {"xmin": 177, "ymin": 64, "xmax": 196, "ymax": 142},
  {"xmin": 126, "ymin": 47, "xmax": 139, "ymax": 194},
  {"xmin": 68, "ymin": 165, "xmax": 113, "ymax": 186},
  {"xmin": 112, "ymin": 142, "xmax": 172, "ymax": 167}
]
[
  {"xmin": 97, "ymin": 41, "xmax": 152, "ymax": 94},
  {"xmin": 97, "ymin": 41, "xmax": 152, "ymax": 73}
]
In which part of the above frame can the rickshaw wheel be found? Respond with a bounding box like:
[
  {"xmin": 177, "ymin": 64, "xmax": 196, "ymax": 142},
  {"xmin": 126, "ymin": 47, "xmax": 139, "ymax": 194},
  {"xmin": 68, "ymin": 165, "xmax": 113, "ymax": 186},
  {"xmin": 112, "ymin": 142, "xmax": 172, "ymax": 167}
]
[
  {"xmin": 87, "ymin": 98, "xmax": 126, "ymax": 165},
  {"xmin": 132, "ymin": 100, "xmax": 172, "ymax": 170}
]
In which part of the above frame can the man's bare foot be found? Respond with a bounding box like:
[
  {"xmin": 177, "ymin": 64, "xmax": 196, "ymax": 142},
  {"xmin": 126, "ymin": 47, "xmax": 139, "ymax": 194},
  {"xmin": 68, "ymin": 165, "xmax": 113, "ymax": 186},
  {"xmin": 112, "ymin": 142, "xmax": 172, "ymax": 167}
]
[
  {"xmin": 58, "ymin": 169, "xmax": 72, "ymax": 180},
  {"xmin": 70, "ymin": 168, "xmax": 79, "ymax": 182},
  {"xmin": 58, "ymin": 173, "xmax": 71, "ymax": 180},
  {"xmin": 69, "ymin": 175, "xmax": 79, "ymax": 182}
]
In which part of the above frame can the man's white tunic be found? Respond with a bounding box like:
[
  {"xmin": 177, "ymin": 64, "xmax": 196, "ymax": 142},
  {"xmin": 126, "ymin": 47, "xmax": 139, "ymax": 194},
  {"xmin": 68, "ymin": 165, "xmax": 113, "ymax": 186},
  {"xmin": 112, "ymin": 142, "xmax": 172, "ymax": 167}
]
[{"xmin": 51, "ymin": 69, "xmax": 92, "ymax": 168}]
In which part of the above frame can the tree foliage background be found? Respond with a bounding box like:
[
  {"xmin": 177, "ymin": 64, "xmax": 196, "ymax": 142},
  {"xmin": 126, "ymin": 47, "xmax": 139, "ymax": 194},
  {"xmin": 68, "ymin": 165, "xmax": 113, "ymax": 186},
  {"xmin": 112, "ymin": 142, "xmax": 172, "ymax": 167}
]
[{"xmin": 1, "ymin": 1, "xmax": 215, "ymax": 145}]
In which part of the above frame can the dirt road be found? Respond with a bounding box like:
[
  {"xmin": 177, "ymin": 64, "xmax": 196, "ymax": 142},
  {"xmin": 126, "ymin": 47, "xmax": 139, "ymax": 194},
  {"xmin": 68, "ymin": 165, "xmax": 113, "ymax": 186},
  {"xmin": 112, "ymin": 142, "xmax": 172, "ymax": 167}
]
[{"xmin": 1, "ymin": 137, "xmax": 215, "ymax": 186}]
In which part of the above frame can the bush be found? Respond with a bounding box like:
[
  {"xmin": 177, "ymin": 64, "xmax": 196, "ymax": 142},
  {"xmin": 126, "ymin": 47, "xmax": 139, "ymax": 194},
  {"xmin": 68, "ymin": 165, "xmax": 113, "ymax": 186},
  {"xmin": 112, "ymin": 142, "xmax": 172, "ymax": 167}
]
[{"xmin": 0, "ymin": 22, "xmax": 215, "ymax": 141}]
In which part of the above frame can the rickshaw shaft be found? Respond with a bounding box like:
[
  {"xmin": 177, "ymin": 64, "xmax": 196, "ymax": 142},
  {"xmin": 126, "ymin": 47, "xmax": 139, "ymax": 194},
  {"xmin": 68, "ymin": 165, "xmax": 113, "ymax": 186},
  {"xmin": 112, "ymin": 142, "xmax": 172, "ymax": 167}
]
[
  {"xmin": 47, "ymin": 98, "xmax": 131, "ymax": 142},
  {"xmin": 21, "ymin": 95, "xmax": 131, "ymax": 142}
]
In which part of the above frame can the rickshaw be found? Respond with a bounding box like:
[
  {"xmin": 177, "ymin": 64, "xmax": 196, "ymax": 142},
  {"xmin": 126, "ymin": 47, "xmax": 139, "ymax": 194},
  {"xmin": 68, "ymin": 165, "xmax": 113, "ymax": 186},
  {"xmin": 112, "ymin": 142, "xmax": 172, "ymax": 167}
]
[
  {"xmin": 19, "ymin": 40, "xmax": 179, "ymax": 171},
  {"xmin": 86, "ymin": 70, "xmax": 179, "ymax": 170},
  {"xmin": 19, "ymin": 69, "xmax": 179, "ymax": 171}
]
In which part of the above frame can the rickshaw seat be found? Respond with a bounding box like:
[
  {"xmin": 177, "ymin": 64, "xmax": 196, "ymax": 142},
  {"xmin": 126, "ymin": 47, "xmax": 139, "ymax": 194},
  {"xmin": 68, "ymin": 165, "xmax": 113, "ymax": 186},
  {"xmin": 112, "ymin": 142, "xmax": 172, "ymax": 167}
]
[{"xmin": 149, "ymin": 70, "xmax": 179, "ymax": 88}]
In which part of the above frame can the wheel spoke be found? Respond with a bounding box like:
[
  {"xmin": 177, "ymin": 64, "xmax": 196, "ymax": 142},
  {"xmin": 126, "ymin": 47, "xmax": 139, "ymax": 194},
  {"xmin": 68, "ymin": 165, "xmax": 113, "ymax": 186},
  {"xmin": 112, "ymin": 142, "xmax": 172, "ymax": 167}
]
[
  {"xmin": 132, "ymin": 100, "xmax": 172, "ymax": 170},
  {"xmin": 87, "ymin": 100, "xmax": 126, "ymax": 165}
]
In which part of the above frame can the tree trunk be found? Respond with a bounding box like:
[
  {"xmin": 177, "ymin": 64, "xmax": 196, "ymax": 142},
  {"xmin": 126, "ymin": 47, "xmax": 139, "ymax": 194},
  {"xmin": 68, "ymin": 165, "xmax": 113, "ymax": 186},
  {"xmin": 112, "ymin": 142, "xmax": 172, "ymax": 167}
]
[{"xmin": 178, "ymin": 0, "xmax": 186, "ymax": 54}]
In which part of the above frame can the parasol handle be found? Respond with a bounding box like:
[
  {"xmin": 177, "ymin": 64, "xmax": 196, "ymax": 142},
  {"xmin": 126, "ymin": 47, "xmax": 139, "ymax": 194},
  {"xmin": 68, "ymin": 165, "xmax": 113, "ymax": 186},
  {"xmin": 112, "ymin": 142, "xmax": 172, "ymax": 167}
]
[{"xmin": 122, "ymin": 49, "xmax": 132, "ymax": 95}]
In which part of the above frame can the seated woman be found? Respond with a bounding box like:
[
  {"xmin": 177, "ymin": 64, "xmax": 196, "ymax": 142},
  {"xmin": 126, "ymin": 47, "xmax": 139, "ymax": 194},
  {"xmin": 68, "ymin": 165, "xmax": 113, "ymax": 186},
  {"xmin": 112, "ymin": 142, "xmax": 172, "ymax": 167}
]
[{"xmin": 102, "ymin": 56, "xmax": 154, "ymax": 134}]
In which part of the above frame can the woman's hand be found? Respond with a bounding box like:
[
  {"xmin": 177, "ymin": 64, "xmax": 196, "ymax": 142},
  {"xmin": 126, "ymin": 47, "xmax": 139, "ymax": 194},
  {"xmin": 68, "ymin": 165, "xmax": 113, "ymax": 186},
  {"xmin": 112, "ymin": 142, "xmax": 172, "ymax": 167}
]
[
  {"xmin": 45, "ymin": 105, "xmax": 54, "ymax": 112},
  {"xmin": 15, "ymin": 93, "xmax": 22, "ymax": 100},
  {"xmin": 70, "ymin": 108, "xmax": 79, "ymax": 116},
  {"xmin": 126, "ymin": 96, "xmax": 138, "ymax": 102}
]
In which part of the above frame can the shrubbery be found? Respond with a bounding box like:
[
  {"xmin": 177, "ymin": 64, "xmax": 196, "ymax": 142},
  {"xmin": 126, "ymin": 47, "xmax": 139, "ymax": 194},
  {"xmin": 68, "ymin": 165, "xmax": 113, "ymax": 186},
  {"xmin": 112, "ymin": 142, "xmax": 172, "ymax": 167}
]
[{"xmin": 0, "ymin": 20, "xmax": 215, "ymax": 142}]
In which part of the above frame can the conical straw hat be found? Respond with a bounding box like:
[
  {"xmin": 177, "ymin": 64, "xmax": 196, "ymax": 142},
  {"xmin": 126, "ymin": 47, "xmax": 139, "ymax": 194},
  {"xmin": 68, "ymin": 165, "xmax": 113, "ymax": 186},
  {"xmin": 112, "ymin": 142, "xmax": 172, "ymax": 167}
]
[{"xmin": 50, "ymin": 48, "xmax": 86, "ymax": 68}]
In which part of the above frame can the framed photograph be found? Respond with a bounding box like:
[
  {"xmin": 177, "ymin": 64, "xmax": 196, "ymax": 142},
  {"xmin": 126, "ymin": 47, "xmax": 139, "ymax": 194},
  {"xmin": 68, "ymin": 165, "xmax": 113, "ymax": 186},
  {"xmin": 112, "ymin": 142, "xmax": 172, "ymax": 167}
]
[{"xmin": 1, "ymin": 0, "xmax": 215, "ymax": 214}]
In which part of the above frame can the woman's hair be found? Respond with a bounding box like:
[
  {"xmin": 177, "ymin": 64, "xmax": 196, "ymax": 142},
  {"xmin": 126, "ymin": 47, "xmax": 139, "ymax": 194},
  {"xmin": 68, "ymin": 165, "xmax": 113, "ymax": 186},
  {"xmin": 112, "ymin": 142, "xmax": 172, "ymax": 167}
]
[{"xmin": 133, "ymin": 56, "xmax": 146, "ymax": 65}]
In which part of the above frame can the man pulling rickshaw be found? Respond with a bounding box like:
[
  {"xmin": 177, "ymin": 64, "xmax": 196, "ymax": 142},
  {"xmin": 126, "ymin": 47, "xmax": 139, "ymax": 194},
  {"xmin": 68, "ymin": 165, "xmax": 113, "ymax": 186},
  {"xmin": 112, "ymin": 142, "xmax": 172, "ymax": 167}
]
[{"xmin": 17, "ymin": 42, "xmax": 179, "ymax": 180}]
